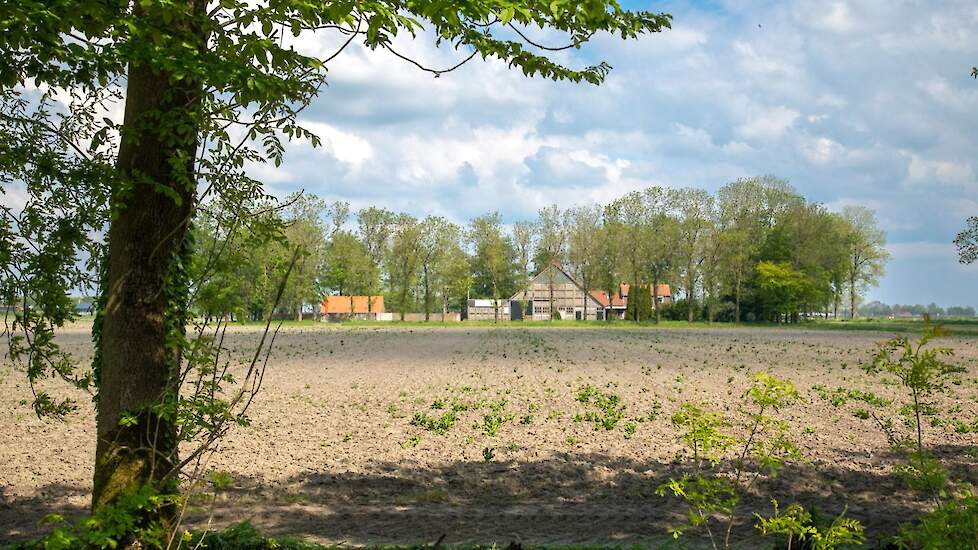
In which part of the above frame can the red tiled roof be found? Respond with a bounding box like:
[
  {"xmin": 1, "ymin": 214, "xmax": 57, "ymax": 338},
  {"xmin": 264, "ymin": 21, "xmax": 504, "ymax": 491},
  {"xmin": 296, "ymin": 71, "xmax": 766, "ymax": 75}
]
[
  {"xmin": 589, "ymin": 290, "xmax": 626, "ymax": 308},
  {"xmin": 321, "ymin": 295, "xmax": 385, "ymax": 314}
]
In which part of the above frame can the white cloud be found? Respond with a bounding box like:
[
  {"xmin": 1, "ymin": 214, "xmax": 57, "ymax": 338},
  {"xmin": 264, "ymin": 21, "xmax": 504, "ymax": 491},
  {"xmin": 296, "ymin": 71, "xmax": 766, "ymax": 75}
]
[
  {"xmin": 736, "ymin": 105, "xmax": 800, "ymax": 139},
  {"xmin": 812, "ymin": 2, "xmax": 855, "ymax": 33},
  {"xmin": 800, "ymin": 136, "xmax": 845, "ymax": 165},
  {"xmin": 391, "ymin": 122, "xmax": 545, "ymax": 183},
  {"xmin": 0, "ymin": 183, "xmax": 29, "ymax": 213},
  {"xmin": 905, "ymin": 153, "xmax": 974, "ymax": 187},
  {"xmin": 298, "ymin": 121, "xmax": 374, "ymax": 167},
  {"xmin": 732, "ymin": 40, "xmax": 793, "ymax": 76},
  {"xmin": 656, "ymin": 26, "xmax": 709, "ymax": 51}
]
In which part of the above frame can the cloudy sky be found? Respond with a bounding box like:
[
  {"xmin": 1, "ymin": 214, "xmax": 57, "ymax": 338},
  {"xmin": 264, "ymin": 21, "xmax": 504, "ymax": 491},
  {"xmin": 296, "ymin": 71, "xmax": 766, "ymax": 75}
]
[{"xmin": 267, "ymin": 0, "xmax": 978, "ymax": 307}]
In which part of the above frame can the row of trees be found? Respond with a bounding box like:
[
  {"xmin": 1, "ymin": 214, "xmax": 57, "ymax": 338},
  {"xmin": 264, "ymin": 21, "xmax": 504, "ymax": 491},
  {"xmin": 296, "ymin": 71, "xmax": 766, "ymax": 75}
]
[
  {"xmin": 859, "ymin": 301, "xmax": 976, "ymax": 318},
  {"xmin": 195, "ymin": 176, "xmax": 889, "ymax": 324}
]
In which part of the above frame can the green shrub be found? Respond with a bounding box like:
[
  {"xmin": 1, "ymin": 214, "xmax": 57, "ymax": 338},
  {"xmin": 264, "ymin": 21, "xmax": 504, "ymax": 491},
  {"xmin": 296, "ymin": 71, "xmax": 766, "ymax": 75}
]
[
  {"xmin": 190, "ymin": 522, "xmax": 325, "ymax": 549},
  {"xmin": 624, "ymin": 284, "xmax": 653, "ymax": 321},
  {"xmin": 895, "ymin": 493, "xmax": 978, "ymax": 549},
  {"xmin": 755, "ymin": 500, "xmax": 865, "ymax": 550},
  {"xmin": 6, "ymin": 485, "xmax": 177, "ymax": 550},
  {"xmin": 659, "ymin": 373, "xmax": 816, "ymax": 548}
]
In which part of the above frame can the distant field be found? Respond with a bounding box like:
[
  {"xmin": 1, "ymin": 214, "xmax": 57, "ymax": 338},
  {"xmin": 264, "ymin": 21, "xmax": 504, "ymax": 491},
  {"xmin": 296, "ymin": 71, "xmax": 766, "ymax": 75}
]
[
  {"xmin": 170, "ymin": 315, "xmax": 978, "ymax": 336},
  {"xmin": 2, "ymin": 325, "xmax": 977, "ymax": 547}
]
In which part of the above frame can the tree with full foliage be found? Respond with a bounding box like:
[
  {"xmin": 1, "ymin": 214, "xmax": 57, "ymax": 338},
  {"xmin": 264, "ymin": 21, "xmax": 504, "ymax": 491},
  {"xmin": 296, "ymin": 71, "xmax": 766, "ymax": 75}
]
[
  {"xmin": 512, "ymin": 220, "xmax": 535, "ymax": 294},
  {"xmin": 755, "ymin": 261, "xmax": 813, "ymax": 323},
  {"xmin": 605, "ymin": 187, "xmax": 674, "ymax": 322},
  {"xmin": 564, "ymin": 204, "xmax": 602, "ymax": 320},
  {"xmin": 442, "ymin": 241, "xmax": 475, "ymax": 315},
  {"xmin": 594, "ymin": 209, "xmax": 623, "ymax": 322},
  {"xmin": 1, "ymin": 0, "xmax": 671, "ymax": 543},
  {"xmin": 386, "ymin": 214, "xmax": 424, "ymax": 320},
  {"xmin": 417, "ymin": 216, "xmax": 463, "ymax": 321},
  {"xmin": 840, "ymin": 206, "xmax": 889, "ymax": 319},
  {"xmin": 671, "ymin": 188, "xmax": 715, "ymax": 323},
  {"xmin": 760, "ymin": 201, "xmax": 847, "ymax": 319},
  {"xmin": 321, "ymin": 229, "xmax": 377, "ymax": 308},
  {"xmin": 279, "ymin": 196, "xmax": 330, "ymax": 320},
  {"xmin": 715, "ymin": 177, "xmax": 801, "ymax": 322},
  {"xmin": 604, "ymin": 191, "xmax": 649, "ymax": 319},
  {"xmin": 189, "ymin": 201, "xmax": 285, "ymax": 322},
  {"xmin": 354, "ymin": 206, "xmax": 396, "ymax": 312},
  {"xmin": 533, "ymin": 204, "xmax": 566, "ymax": 319},
  {"xmin": 469, "ymin": 212, "xmax": 518, "ymax": 322}
]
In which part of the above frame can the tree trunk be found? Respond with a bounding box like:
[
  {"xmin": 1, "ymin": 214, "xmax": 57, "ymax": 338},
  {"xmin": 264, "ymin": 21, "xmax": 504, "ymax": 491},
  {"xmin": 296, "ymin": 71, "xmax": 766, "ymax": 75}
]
[
  {"xmin": 548, "ymin": 268, "xmax": 555, "ymax": 321},
  {"xmin": 734, "ymin": 275, "xmax": 741, "ymax": 324},
  {"xmin": 652, "ymin": 277, "xmax": 661, "ymax": 324},
  {"xmin": 492, "ymin": 279, "xmax": 499, "ymax": 323},
  {"xmin": 423, "ymin": 265, "xmax": 431, "ymax": 322},
  {"xmin": 849, "ymin": 272, "xmax": 857, "ymax": 320},
  {"xmin": 94, "ymin": 20, "xmax": 204, "ymax": 515},
  {"xmin": 582, "ymin": 276, "xmax": 587, "ymax": 321},
  {"xmin": 705, "ymin": 279, "xmax": 714, "ymax": 324}
]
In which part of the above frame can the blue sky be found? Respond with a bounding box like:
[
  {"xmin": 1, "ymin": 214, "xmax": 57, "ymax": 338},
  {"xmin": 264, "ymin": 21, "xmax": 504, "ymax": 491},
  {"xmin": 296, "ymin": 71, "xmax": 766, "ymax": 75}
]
[{"xmin": 271, "ymin": 1, "xmax": 977, "ymax": 307}]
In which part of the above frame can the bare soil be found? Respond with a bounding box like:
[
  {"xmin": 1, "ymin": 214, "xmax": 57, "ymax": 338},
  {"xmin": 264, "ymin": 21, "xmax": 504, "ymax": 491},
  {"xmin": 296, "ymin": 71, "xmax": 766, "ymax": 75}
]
[{"xmin": 2, "ymin": 325, "xmax": 977, "ymax": 547}]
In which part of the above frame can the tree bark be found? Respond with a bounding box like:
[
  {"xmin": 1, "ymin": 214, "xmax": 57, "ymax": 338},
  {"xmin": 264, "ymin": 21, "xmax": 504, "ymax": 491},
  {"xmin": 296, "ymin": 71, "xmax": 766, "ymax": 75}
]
[
  {"xmin": 492, "ymin": 279, "xmax": 499, "ymax": 323},
  {"xmin": 734, "ymin": 272, "xmax": 741, "ymax": 323},
  {"xmin": 652, "ymin": 277, "xmax": 661, "ymax": 324},
  {"xmin": 548, "ymin": 267, "xmax": 555, "ymax": 321},
  {"xmin": 849, "ymin": 271, "xmax": 857, "ymax": 320},
  {"xmin": 423, "ymin": 264, "xmax": 431, "ymax": 321},
  {"xmin": 581, "ymin": 275, "xmax": 588, "ymax": 321},
  {"xmin": 94, "ymin": 28, "xmax": 203, "ymax": 512}
]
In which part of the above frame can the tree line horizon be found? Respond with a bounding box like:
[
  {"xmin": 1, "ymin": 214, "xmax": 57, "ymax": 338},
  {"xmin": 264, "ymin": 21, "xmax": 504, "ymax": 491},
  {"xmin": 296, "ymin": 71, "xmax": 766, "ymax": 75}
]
[{"xmin": 191, "ymin": 175, "xmax": 890, "ymax": 324}]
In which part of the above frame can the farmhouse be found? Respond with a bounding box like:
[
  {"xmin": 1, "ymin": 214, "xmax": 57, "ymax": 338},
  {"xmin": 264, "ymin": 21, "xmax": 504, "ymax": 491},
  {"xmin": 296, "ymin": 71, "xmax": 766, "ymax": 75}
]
[
  {"xmin": 503, "ymin": 265, "xmax": 674, "ymax": 321},
  {"xmin": 320, "ymin": 295, "xmax": 385, "ymax": 320},
  {"xmin": 510, "ymin": 264, "xmax": 606, "ymax": 320}
]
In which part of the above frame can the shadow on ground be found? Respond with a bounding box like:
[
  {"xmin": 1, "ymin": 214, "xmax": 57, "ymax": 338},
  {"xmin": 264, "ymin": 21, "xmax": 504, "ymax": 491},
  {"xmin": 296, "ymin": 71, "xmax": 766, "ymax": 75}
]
[{"xmin": 5, "ymin": 449, "xmax": 977, "ymax": 547}]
